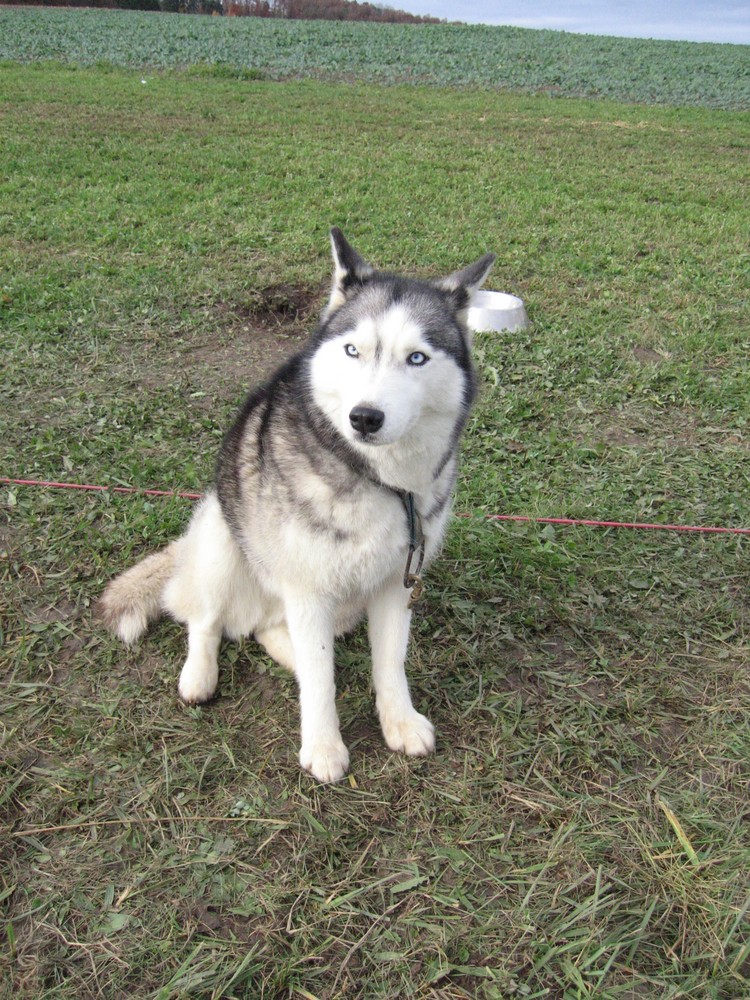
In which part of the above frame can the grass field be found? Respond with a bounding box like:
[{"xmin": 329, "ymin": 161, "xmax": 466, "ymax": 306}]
[{"xmin": 1, "ymin": 20, "xmax": 749, "ymax": 1000}]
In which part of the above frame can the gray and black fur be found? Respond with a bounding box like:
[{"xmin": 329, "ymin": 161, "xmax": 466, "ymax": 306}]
[{"xmin": 101, "ymin": 229, "xmax": 495, "ymax": 783}]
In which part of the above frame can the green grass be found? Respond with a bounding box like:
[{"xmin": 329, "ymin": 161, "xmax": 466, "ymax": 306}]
[
  {"xmin": 1, "ymin": 6, "xmax": 750, "ymax": 108},
  {"xmin": 1, "ymin": 55, "xmax": 749, "ymax": 1000}
]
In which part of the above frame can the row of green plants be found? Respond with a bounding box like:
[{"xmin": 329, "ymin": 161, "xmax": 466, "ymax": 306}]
[{"xmin": 1, "ymin": 6, "xmax": 748, "ymax": 108}]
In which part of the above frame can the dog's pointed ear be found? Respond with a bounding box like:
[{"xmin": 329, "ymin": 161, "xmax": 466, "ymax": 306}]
[
  {"xmin": 435, "ymin": 252, "xmax": 496, "ymax": 312},
  {"xmin": 434, "ymin": 253, "xmax": 496, "ymax": 345},
  {"xmin": 323, "ymin": 227, "xmax": 374, "ymax": 320}
]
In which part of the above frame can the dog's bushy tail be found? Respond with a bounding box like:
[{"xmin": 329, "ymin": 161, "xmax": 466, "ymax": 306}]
[{"xmin": 100, "ymin": 542, "xmax": 181, "ymax": 645}]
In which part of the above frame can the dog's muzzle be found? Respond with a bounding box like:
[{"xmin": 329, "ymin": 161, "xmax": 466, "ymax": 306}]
[{"xmin": 349, "ymin": 405, "xmax": 385, "ymax": 437}]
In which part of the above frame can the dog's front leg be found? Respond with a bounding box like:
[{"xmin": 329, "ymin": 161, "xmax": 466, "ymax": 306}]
[
  {"xmin": 284, "ymin": 594, "xmax": 349, "ymax": 783},
  {"xmin": 368, "ymin": 579, "xmax": 436, "ymax": 757},
  {"xmin": 178, "ymin": 616, "xmax": 222, "ymax": 704}
]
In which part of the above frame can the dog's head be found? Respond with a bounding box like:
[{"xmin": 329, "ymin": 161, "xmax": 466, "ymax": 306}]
[{"xmin": 309, "ymin": 228, "xmax": 495, "ymax": 453}]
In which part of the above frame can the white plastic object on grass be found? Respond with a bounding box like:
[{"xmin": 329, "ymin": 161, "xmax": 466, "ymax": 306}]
[{"xmin": 468, "ymin": 290, "xmax": 529, "ymax": 333}]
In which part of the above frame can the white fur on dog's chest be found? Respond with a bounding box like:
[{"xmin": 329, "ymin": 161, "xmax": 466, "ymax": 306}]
[{"xmin": 248, "ymin": 478, "xmax": 438, "ymax": 600}]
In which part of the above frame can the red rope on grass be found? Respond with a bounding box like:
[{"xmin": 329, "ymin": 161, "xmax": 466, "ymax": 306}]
[
  {"xmin": 476, "ymin": 513, "xmax": 750, "ymax": 536},
  {"xmin": 2, "ymin": 476, "xmax": 749, "ymax": 536},
  {"xmin": 1, "ymin": 477, "xmax": 203, "ymax": 500}
]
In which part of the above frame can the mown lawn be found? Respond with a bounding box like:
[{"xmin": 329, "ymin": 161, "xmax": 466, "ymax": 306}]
[{"xmin": 1, "ymin": 52, "xmax": 749, "ymax": 1000}]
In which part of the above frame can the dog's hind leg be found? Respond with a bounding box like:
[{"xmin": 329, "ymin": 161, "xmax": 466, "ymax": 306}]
[
  {"xmin": 255, "ymin": 624, "xmax": 296, "ymax": 673},
  {"xmin": 368, "ymin": 579, "xmax": 435, "ymax": 757}
]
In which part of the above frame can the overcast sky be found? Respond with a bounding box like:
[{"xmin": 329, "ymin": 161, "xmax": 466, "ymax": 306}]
[{"xmin": 393, "ymin": 1, "xmax": 750, "ymax": 45}]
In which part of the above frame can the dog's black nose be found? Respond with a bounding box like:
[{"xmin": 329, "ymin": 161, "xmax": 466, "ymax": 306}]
[{"xmin": 349, "ymin": 405, "xmax": 385, "ymax": 436}]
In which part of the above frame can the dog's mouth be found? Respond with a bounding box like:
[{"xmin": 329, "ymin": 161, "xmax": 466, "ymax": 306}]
[{"xmin": 353, "ymin": 431, "xmax": 385, "ymax": 446}]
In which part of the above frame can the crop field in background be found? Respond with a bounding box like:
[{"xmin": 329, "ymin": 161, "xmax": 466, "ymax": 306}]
[
  {"xmin": 1, "ymin": 6, "xmax": 750, "ymax": 109},
  {"xmin": 1, "ymin": 12, "xmax": 749, "ymax": 1000}
]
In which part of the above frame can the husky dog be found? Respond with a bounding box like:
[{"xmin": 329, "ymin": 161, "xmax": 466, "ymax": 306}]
[{"xmin": 101, "ymin": 229, "xmax": 494, "ymax": 782}]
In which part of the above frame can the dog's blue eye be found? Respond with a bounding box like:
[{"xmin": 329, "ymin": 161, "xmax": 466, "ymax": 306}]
[
  {"xmin": 344, "ymin": 344, "xmax": 359, "ymax": 358},
  {"xmin": 407, "ymin": 351, "xmax": 428, "ymax": 366}
]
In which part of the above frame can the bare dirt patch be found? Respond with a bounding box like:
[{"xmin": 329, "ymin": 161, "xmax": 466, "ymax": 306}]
[
  {"xmin": 632, "ymin": 344, "xmax": 668, "ymax": 364},
  {"xmin": 122, "ymin": 285, "xmax": 323, "ymax": 405}
]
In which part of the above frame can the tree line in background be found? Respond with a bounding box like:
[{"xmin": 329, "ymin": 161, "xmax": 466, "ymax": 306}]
[
  {"xmin": 2, "ymin": 0, "xmax": 442, "ymax": 21},
  {"xmin": 225, "ymin": 0, "xmax": 441, "ymax": 19}
]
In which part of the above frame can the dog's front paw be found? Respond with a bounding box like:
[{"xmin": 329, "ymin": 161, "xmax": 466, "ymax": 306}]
[
  {"xmin": 178, "ymin": 658, "xmax": 218, "ymax": 705},
  {"xmin": 299, "ymin": 739, "xmax": 350, "ymax": 783},
  {"xmin": 381, "ymin": 711, "xmax": 435, "ymax": 757}
]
